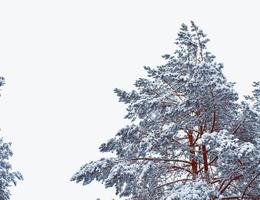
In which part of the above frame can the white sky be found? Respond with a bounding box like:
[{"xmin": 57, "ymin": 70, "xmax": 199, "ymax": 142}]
[{"xmin": 0, "ymin": 1, "xmax": 259, "ymax": 200}]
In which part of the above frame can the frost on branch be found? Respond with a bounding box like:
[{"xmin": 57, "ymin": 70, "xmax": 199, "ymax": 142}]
[
  {"xmin": 0, "ymin": 77, "xmax": 23, "ymax": 200},
  {"xmin": 72, "ymin": 21, "xmax": 260, "ymax": 199},
  {"xmin": 0, "ymin": 138, "xmax": 23, "ymax": 200},
  {"xmin": 164, "ymin": 180, "xmax": 218, "ymax": 200},
  {"xmin": 198, "ymin": 130, "xmax": 260, "ymax": 179},
  {"xmin": 71, "ymin": 158, "xmax": 165, "ymax": 198}
]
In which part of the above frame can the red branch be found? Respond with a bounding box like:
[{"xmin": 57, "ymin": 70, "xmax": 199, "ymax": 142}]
[
  {"xmin": 198, "ymin": 156, "xmax": 217, "ymax": 173},
  {"xmin": 241, "ymin": 172, "xmax": 260, "ymax": 199},
  {"xmin": 219, "ymin": 175, "xmax": 243, "ymax": 194}
]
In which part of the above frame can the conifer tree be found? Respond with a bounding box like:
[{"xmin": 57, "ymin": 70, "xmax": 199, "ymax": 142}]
[
  {"xmin": 72, "ymin": 22, "xmax": 260, "ymax": 200},
  {"xmin": 0, "ymin": 77, "xmax": 23, "ymax": 200}
]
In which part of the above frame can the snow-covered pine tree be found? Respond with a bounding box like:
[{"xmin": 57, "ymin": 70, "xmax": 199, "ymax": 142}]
[
  {"xmin": 0, "ymin": 77, "xmax": 23, "ymax": 200},
  {"xmin": 71, "ymin": 22, "xmax": 260, "ymax": 200}
]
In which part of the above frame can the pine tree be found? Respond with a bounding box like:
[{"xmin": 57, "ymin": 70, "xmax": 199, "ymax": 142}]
[
  {"xmin": 71, "ymin": 22, "xmax": 260, "ymax": 200},
  {"xmin": 0, "ymin": 77, "xmax": 23, "ymax": 200}
]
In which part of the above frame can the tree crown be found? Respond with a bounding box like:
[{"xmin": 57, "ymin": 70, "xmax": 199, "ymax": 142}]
[{"xmin": 72, "ymin": 22, "xmax": 260, "ymax": 200}]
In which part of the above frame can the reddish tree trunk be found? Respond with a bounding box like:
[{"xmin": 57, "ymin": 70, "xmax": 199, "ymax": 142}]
[
  {"xmin": 188, "ymin": 130, "xmax": 197, "ymax": 179},
  {"xmin": 202, "ymin": 144, "xmax": 209, "ymax": 181}
]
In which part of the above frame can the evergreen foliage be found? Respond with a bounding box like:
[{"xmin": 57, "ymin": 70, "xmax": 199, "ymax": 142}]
[
  {"xmin": 72, "ymin": 22, "xmax": 260, "ymax": 200},
  {"xmin": 0, "ymin": 77, "xmax": 23, "ymax": 200}
]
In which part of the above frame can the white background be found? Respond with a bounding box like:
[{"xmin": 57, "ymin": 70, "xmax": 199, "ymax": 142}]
[{"xmin": 0, "ymin": 1, "xmax": 259, "ymax": 200}]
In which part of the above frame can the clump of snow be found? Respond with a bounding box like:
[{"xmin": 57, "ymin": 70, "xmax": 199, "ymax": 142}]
[
  {"xmin": 165, "ymin": 180, "xmax": 218, "ymax": 200},
  {"xmin": 197, "ymin": 130, "xmax": 259, "ymax": 174}
]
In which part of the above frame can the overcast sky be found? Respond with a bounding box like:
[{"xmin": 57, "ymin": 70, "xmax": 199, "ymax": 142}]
[{"xmin": 0, "ymin": 1, "xmax": 259, "ymax": 200}]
